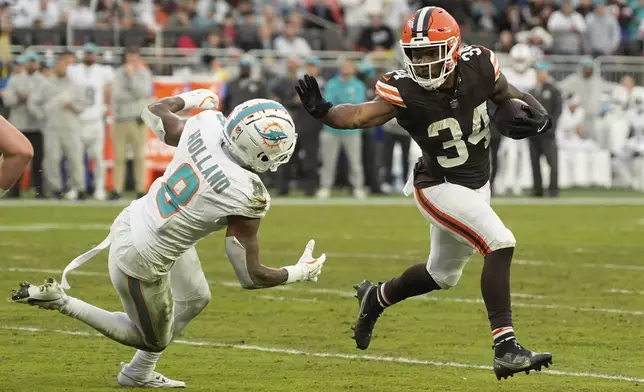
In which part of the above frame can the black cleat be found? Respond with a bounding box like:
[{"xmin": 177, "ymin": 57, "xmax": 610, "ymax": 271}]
[
  {"xmin": 351, "ymin": 280, "xmax": 384, "ymax": 350},
  {"xmin": 493, "ymin": 340, "xmax": 553, "ymax": 380}
]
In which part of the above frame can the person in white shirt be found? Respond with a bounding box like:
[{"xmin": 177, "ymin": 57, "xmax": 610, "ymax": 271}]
[
  {"xmin": 12, "ymin": 90, "xmax": 326, "ymax": 388},
  {"xmin": 273, "ymin": 20, "xmax": 312, "ymax": 58},
  {"xmin": 494, "ymin": 43, "xmax": 536, "ymax": 196},
  {"xmin": 547, "ymin": 0, "xmax": 587, "ymax": 54},
  {"xmin": 66, "ymin": 0, "xmax": 96, "ymax": 28},
  {"xmin": 11, "ymin": 0, "xmax": 40, "ymax": 28},
  {"xmin": 67, "ymin": 43, "xmax": 114, "ymax": 200}
]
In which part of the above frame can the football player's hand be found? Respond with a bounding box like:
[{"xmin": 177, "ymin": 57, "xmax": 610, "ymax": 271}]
[
  {"xmin": 178, "ymin": 89, "xmax": 219, "ymax": 111},
  {"xmin": 295, "ymin": 75, "xmax": 333, "ymax": 119},
  {"xmin": 507, "ymin": 105, "xmax": 551, "ymax": 139},
  {"xmin": 296, "ymin": 239, "xmax": 326, "ymax": 282}
]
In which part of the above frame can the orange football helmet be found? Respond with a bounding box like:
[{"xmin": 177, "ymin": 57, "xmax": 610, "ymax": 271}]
[{"xmin": 400, "ymin": 7, "xmax": 461, "ymax": 90}]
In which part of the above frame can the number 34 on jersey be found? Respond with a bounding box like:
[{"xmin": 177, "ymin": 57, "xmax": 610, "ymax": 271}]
[{"xmin": 428, "ymin": 102, "xmax": 491, "ymax": 168}]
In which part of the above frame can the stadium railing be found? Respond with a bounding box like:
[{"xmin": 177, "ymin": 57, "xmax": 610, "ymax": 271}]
[{"xmin": 8, "ymin": 43, "xmax": 644, "ymax": 85}]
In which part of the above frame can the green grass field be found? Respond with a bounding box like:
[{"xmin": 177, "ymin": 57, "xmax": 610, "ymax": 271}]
[{"xmin": 1, "ymin": 199, "xmax": 643, "ymax": 391}]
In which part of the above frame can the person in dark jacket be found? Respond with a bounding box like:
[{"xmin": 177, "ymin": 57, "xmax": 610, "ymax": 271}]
[
  {"xmin": 529, "ymin": 62, "xmax": 563, "ymax": 197},
  {"xmin": 221, "ymin": 57, "xmax": 268, "ymax": 116}
]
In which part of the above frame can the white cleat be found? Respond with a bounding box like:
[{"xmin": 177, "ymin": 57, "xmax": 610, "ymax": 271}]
[
  {"xmin": 94, "ymin": 189, "xmax": 107, "ymax": 201},
  {"xmin": 316, "ymin": 188, "xmax": 330, "ymax": 200},
  {"xmin": 11, "ymin": 278, "xmax": 68, "ymax": 310},
  {"xmin": 353, "ymin": 188, "xmax": 367, "ymax": 200},
  {"xmin": 117, "ymin": 362, "xmax": 186, "ymax": 388},
  {"xmin": 65, "ymin": 189, "xmax": 79, "ymax": 201}
]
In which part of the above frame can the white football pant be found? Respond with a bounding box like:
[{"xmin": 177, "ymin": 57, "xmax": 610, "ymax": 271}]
[{"xmin": 412, "ymin": 181, "xmax": 516, "ymax": 289}]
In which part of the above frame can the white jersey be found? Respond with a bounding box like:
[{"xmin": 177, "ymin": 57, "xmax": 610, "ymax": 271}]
[
  {"xmin": 67, "ymin": 62, "xmax": 114, "ymax": 122},
  {"xmin": 502, "ymin": 68, "xmax": 537, "ymax": 93},
  {"xmin": 124, "ymin": 110, "xmax": 270, "ymax": 281}
]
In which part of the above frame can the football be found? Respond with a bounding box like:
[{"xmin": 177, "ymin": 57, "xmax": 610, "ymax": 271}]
[{"xmin": 492, "ymin": 98, "xmax": 528, "ymax": 138}]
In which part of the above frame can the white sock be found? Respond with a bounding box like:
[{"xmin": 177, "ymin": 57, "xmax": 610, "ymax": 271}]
[
  {"xmin": 127, "ymin": 350, "xmax": 162, "ymax": 377},
  {"xmin": 60, "ymin": 297, "xmax": 145, "ymax": 349}
]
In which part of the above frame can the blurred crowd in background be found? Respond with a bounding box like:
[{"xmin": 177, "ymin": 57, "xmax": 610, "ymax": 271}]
[
  {"xmin": 3, "ymin": 0, "xmax": 644, "ymax": 55},
  {"xmin": 1, "ymin": 0, "xmax": 644, "ymax": 201}
]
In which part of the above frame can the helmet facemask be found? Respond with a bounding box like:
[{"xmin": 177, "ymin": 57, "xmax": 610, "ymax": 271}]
[{"xmin": 401, "ymin": 36, "xmax": 458, "ymax": 90}]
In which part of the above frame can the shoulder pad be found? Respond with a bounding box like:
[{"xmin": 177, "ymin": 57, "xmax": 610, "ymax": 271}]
[
  {"xmin": 460, "ymin": 45, "xmax": 500, "ymax": 82},
  {"xmin": 375, "ymin": 70, "xmax": 409, "ymax": 108}
]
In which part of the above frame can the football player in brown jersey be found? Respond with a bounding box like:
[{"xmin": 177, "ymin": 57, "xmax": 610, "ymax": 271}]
[{"xmin": 295, "ymin": 7, "xmax": 553, "ymax": 380}]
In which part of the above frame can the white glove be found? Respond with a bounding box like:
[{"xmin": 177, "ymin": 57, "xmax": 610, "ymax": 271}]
[
  {"xmin": 177, "ymin": 89, "xmax": 219, "ymax": 110},
  {"xmin": 283, "ymin": 240, "xmax": 326, "ymax": 284}
]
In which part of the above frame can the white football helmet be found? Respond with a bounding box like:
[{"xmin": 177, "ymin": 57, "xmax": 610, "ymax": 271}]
[
  {"xmin": 222, "ymin": 98, "xmax": 297, "ymax": 173},
  {"xmin": 509, "ymin": 43, "xmax": 533, "ymax": 73}
]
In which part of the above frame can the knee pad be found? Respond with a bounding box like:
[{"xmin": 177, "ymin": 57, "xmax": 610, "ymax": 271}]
[
  {"xmin": 426, "ymin": 261, "xmax": 466, "ymax": 290},
  {"xmin": 176, "ymin": 290, "xmax": 211, "ymax": 320},
  {"xmin": 488, "ymin": 228, "xmax": 516, "ymax": 252}
]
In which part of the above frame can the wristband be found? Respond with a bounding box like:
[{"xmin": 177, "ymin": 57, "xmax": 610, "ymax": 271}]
[{"xmin": 283, "ymin": 265, "xmax": 304, "ymax": 284}]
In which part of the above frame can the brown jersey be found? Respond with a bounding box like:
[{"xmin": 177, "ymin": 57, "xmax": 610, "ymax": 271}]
[{"xmin": 375, "ymin": 45, "xmax": 501, "ymax": 190}]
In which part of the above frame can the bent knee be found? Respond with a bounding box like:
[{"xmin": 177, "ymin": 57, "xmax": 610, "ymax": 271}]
[
  {"xmin": 425, "ymin": 264, "xmax": 462, "ymax": 290},
  {"xmin": 193, "ymin": 291, "xmax": 212, "ymax": 311}
]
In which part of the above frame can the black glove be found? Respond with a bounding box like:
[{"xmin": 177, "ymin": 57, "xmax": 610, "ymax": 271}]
[
  {"xmin": 506, "ymin": 105, "xmax": 551, "ymax": 140},
  {"xmin": 295, "ymin": 74, "xmax": 333, "ymax": 119}
]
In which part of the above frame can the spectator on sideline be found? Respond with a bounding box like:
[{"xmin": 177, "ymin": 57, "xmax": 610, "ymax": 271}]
[
  {"xmin": 33, "ymin": 56, "xmax": 87, "ymax": 200},
  {"xmin": 357, "ymin": 9, "xmax": 395, "ymax": 52},
  {"xmin": 548, "ymin": 0, "xmax": 587, "ymax": 55},
  {"xmin": 269, "ymin": 56, "xmax": 303, "ymax": 195},
  {"xmin": 111, "ymin": 47, "xmax": 153, "ymax": 201},
  {"xmin": 559, "ymin": 57, "xmax": 615, "ymax": 141},
  {"xmin": 586, "ymin": 2, "xmax": 621, "ymax": 56},
  {"xmin": 530, "ymin": 62, "xmax": 562, "ymax": 198},
  {"xmin": 297, "ymin": 56, "xmax": 325, "ymax": 196},
  {"xmin": 273, "ymin": 20, "xmax": 312, "ymax": 58},
  {"xmin": 221, "ymin": 56, "xmax": 268, "ymax": 116},
  {"xmin": 3, "ymin": 52, "xmax": 48, "ymax": 198},
  {"xmin": 318, "ymin": 57, "xmax": 367, "ymax": 200}
]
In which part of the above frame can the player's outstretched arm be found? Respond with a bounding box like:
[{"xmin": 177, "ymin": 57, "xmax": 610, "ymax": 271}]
[
  {"xmin": 142, "ymin": 89, "xmax": 219, "ymax": 147},
  {"xmin": 0, "ymin": 116, "xmax": 34, "ymax": 195},
  {"xmin": 225, "ymin": 216, "xmax": 326, "ymax": 289},
  {"xmin": 295, "ymin": 75, "xmax": 397, "ymax": 129}
]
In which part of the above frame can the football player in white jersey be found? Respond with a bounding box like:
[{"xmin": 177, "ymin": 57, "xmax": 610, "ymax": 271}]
[
  {"xmin": 494, "ymin": 43, "xmax": 536, "ymax": 196},
  {"xmin": 67, "ymin": 43, "xmax": 114, "ymax": 200},
  {"xmin": 11, "ymin": 89, "xmax": 327, "ymax": 388}
]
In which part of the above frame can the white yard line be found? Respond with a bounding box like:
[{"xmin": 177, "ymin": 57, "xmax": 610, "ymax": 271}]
[
  {"xmin": 604, "ymin": 288, "xmax": 644, "ymax": 296},
  {"xmin": 2, "ymin": 266, "xmax": 643, "ymax": 317},
  {"xmin": 0, "ymin": 325, "xmax": 642, "ymax": 383}
]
